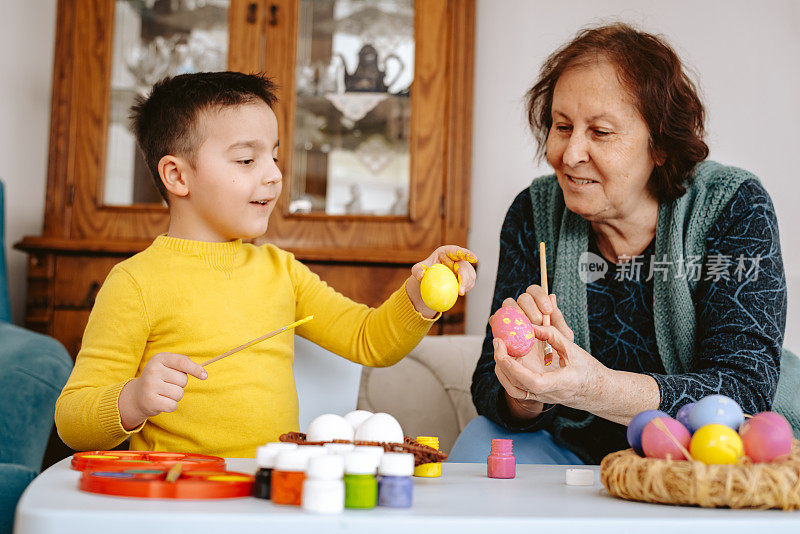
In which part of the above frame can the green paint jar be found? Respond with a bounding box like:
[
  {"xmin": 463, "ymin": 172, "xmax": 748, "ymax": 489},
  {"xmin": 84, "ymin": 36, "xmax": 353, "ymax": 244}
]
[{"xmin": 343, "ymin": 452, "xmax": 378, "ymax": 509}]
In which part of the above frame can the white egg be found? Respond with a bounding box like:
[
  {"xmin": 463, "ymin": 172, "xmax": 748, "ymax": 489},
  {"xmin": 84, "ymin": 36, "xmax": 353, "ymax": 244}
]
[
  {"xmin": 306, "ymin": 414, "xmax": 354, "ymax": 442},
  {"xmin": 354, "ymin": 412, "xmax": 404, "ymax": 444},
  {"xmin": 343, "ymin": 410, "xmax": 373, "ymax": 432}
]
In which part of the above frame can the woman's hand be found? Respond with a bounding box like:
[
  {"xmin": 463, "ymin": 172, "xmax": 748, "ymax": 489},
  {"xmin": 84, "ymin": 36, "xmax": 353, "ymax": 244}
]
[
  {"xmin": 506, "ymin": 285, "xmax": 574, "ymax": 343},
  {"xmin": 406, "ymin": 245, "xmax": 477, "ymax": 318},
  {"xmin": 495, "ymin": 324, "xmax": 661, "ymax": 425},
  {"xmin": 496, "ymin": 324, "xmax": 608, "ymax": 408}
]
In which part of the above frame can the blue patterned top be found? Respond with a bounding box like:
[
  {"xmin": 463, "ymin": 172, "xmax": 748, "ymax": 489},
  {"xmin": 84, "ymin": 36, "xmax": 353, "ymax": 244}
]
[{"xmin": 471, "ymin": 179, "xmax": 787, "ymax": 463}]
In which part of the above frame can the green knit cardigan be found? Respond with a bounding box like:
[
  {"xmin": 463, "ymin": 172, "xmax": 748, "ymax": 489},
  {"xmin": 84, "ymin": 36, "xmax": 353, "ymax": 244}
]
[{"xmin": 528, "ymin": 160, "xmax": 799, "ymax": 436}]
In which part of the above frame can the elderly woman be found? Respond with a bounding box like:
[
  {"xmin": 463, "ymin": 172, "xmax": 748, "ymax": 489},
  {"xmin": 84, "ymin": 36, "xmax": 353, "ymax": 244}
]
[{"xmin": 450, "ymin": 23, "xmax": 798, "ymax": 465}]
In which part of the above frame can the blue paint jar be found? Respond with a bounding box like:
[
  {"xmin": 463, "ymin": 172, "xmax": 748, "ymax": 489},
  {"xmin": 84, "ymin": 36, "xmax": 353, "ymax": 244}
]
[{"xmin": 377, "ymin": 452, "xmax": 414, "ymax": 508}]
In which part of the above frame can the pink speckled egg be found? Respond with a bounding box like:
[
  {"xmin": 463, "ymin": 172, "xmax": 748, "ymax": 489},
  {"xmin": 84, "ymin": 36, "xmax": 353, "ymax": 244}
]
[
  {"xmin": 489, "ymin": 305, "xmax": 535, "ymax": 358},
  {"xmin": 739, "ymin": 412, "xmax": 793, "ymax": 463},
  {"xmin": 641, "ymin": 417, "xmax": 691, "ymax": 460}
]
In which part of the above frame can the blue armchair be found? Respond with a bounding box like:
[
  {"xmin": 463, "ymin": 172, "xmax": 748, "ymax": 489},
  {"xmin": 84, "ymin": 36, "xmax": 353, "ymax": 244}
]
[{"xmin": 0, "ymin": 179, "xmax": 72, "ymax": 533}]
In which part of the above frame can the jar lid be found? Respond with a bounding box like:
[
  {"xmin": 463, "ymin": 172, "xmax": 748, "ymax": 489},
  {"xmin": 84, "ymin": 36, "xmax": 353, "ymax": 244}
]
[
  {"xmin": 379, "ymin": 452, "xmax": 414, "ymax": 477},
  {"xmin": 323, "ymin": 443, "xmax": 355, "ymax": 454},
  {"xmin": 306, "ymin": 454, "xmax": 344, "ymax": 480},
  {"xmin": 344, "ymin": 451, "xmax": 379, "ymax": 475},
  {"xmin": 275, "ymin": 449, "xmax": 316, "ymax": 471},
  {"xmin": 416, "ymin": 436, "xmax": 439, "ymax": 449},
  {"xmin": 255, "ymin": 446, "xmax": 280, "ymax": 468}
]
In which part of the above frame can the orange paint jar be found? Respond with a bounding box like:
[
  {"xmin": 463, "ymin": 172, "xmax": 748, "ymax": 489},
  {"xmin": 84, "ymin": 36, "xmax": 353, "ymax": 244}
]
[{"xmin": 271, "ymin": 450, "xmax": 308, "ymax": 505}]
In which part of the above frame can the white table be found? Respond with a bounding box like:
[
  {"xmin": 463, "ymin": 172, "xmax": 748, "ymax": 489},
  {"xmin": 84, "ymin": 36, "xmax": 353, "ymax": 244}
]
[{"xmin": 14, "ymin": 458, "xmax": 800, "ymax": 533}]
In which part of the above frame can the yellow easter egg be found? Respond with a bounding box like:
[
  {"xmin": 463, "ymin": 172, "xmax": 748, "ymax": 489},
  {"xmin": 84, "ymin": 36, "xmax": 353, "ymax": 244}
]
[
  {"xmin": 689, "ymin": 423, "xmax": 744, "ymax": 464},
  {"xmin": 420, "ymin": 264, "xmax": 459, "ymax": 312}
]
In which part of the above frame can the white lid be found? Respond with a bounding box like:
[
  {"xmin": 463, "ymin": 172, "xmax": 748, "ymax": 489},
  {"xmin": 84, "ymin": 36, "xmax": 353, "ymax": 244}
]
[
  {"xmin": 565, "ymin": 468, "xmax": 594, "ymax": 486},
  {"xmin": 344, "ymin": 451, "xmax": 379, "ymax": 475},
  {"xmin": 275, "ymin": 449, "xmax": 314, "ymax": 471},
  {"xmin": 256, "ymin": 446, "xmax": 280, "ymax": 468},
  {"xmin": 353, "ymin": 445, "xmax": 384, "ymax": 458},
  {"xmin": 306, "ymin": 454, "xmax": 344, "ymax": 480},
  {"xmin": 323, "ymin": 443, "xmax": 355, "ymax": 454},
  {"xmin": 300, "ymin": 445, "xmax": 328, "ymax": 458},
  {"xmin": 378, "ymin": 452, "xmax": 414, "ymax": 477}
]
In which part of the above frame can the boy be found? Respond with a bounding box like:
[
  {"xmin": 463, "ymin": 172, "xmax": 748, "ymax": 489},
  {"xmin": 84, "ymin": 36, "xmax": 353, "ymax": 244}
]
[{"xmin": 55, "ymin": 72, "xmax": 477, "ymax": 457}]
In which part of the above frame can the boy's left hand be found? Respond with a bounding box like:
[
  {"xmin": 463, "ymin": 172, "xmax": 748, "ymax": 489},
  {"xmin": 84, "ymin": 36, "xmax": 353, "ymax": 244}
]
[{"xmin": 406, "ymin": 245, "xmax": 478, "ymax": 318}]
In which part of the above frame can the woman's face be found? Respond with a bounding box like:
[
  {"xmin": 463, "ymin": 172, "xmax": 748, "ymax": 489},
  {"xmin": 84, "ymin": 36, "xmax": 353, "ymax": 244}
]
[{"xmin": 546, "ymin": 59, "xmax": 657, "ymax": 223}]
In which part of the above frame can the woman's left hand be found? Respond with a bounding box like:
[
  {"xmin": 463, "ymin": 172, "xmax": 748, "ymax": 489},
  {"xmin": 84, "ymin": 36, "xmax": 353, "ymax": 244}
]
[{"xmin": 496, "ymin": 323, "xmax": 611, "ymax": 410}]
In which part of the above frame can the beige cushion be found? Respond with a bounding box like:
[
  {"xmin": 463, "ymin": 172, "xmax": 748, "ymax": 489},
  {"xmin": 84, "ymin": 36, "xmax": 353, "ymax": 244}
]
[{"xmin": 357, "ymin": 335, "xmax": 483, "ymax": 453}]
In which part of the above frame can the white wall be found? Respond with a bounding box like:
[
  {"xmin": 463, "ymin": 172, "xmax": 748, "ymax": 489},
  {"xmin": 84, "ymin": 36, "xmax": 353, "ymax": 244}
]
[
  {"xmin": 1, "ymin": 1, "xmax": 798, "ymax": 351},
  {"xmin": 466, "ymin": 0, "xmax": 800, "ymax": 351},
  {"xmin": 0, "ymin": 0, "xmax": 57, "ymax": 324}
]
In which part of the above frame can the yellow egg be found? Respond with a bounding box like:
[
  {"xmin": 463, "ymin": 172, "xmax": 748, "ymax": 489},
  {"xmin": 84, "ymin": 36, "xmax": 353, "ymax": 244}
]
[
  {"xmin": 420, "ymin": 264, "xmax": 459, "ymax": 312},
  {"xmin": 689, "ymin": 424, "xmax": 744, "ymax": 464}
]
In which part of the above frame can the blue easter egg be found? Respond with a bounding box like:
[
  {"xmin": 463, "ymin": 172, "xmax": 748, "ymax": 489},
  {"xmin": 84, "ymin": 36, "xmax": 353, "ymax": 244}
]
[
  {"xmin": 627, "ymin": 409, "xmax": 668, "ymax": 456},
  {"xmin": 676, "ymin": 402, "xmax": 696, "ymax": 432},
  {"xmin": 688, "ymin": 394, "xmax": 744, "ymax": 432}
]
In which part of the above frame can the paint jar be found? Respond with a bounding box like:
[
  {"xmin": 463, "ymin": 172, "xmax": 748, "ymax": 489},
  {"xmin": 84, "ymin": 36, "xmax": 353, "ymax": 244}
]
[
  {"xmin": 271, "ymin": 449, "xmax": 310, "ymax": 505},
  {"xmin": 253, "ymin": 442, "xmax": 298, "ymax": 499},
  {"xmin": 352, "ymin": 445, "xmax": 383, "ymax": 472},
  {"xmin": 413, "ymin": 436, "xmax": 442, "ymax": 477},
  {"xmin": 487, "ymin": 439, "xmax": 516, "ymax": 479},
  {"xmin": 302, "ymin": 454, "xmax": 345, "ymax": 514},
  {"xmin": 377, "ymin": 452, "xmax": 414, "ymax": 508},
  {"xmin": 343, "ymin": 451, "xmax": 378, "ymax": 509}
]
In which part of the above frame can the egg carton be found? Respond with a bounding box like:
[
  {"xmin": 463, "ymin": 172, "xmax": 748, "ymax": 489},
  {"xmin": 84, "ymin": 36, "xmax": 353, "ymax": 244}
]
[{"xmin": 279, "ymin": 432, "xmax": 448, "ymax": 467}]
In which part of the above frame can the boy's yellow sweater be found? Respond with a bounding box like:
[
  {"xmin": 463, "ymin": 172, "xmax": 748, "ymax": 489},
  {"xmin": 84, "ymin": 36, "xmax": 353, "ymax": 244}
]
[{"xmin": 55, "ymin": 235, "xmax": 436, "ymax": 457}]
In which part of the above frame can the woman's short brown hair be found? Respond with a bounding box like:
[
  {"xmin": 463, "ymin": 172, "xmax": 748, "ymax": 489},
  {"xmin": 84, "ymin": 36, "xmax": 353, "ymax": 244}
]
[{"xmin": 526, "ymin": 23, "xmax": 709, "ymax": 203}]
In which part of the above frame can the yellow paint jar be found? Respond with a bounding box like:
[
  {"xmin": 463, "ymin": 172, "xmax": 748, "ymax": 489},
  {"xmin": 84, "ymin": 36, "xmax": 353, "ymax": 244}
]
[{"xmin": 414, "ymin": 436, "xmax": 441, "ymax": 477}]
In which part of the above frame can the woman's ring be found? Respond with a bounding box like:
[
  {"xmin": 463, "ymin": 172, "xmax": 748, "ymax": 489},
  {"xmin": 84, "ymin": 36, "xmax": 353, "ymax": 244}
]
[{"xmin": 524, "ymin": 390, "xmax": 534, "ymax": 401}]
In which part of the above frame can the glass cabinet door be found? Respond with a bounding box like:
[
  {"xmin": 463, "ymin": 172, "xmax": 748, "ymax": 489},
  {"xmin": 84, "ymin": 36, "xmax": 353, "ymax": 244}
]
[
  {"xmin": 288, "ymin": 0, "xmax": 414, "ymax": 217},
  {"xmin": 103, "ymin": 0, "xmax": 230, "ymax": 207}
]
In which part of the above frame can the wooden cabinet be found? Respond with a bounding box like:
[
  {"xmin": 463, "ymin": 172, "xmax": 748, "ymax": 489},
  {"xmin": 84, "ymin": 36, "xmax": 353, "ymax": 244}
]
[{"xmin": 17, "ymin": 0, "xmax": 474, "ymax": 359}]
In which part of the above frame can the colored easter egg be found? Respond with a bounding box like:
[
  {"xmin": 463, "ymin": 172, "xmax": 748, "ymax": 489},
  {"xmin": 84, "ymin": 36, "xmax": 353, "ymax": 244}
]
[
  {"xmin": 688, "ymin": 395, "xmax": 744, "ymax": 432},
  {"xmin": 675, "ymin": 402, "xmax": 695, "ymax": 432},
  {"xmin": 626, "ymin": 409, "xmax": 669, "ymax": 456},
  {"xmin": 739, "ymin": 412, "xmax": 793, "ymax": 463},
  {"xmin": 489, "ymin": 305, "xmax": 535, "ymax": 358},
  {"xmin": 420, "ymin": 264, "xmax": 459, "ymax": 312},
  {"xmin": 689, "ymin": 424, "xmax": 744, "ymax": 464},
  {"xmin": 641, "ymin": 417, "xmax": 691, "ymax": 460}
]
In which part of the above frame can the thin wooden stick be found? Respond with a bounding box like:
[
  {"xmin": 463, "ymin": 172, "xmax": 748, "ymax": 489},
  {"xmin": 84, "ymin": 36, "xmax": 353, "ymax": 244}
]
[
  {"xmin": 201, "ymin": 315, "xmax": 314, "ymax": 367},
  {"xmin": 540, "ymin": 242, "xmax": 555, "ymax": 366}
]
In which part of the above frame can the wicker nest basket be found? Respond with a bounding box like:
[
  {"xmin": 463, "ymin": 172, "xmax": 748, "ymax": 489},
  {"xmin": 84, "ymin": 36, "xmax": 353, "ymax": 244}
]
[
  {"xmin": 279, "ymin": 432, "xmax": 447, "ymax": 467},
  {"xmin": 600, "ymin": 439, "xmax": 800, "ymax": 510}
]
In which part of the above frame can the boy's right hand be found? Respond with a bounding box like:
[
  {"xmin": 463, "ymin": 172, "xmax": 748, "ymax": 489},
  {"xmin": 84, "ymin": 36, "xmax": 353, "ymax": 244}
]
[{"xmin": 118, "ymin": 352, "xmax": 207, "ymax": 431}]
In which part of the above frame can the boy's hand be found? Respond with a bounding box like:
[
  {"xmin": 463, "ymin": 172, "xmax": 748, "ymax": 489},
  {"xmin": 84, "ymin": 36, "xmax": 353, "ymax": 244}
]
[
  {"xmin": 406, "ymin": 245, "xmax": 478, "ymax": 318},
  {"xmin": 118, "ymin": 352, "xmax": 207, "ymax": 431}
]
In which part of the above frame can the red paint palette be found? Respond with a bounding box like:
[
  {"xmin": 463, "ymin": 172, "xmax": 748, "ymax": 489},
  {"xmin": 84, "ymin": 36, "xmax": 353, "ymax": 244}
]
[
  {"xmin": 71, "ymin": 451, "xmax": 226, "ymax": 472},
  {"xmin": 79, "ymin": 468, "xmax": 254, "ymax": 499}
]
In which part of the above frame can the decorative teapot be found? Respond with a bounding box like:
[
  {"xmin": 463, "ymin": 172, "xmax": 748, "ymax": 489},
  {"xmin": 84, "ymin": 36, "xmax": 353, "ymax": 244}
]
[{"xmin": 337, "ymin": 44, "xmax": 404, "ymax": 93}]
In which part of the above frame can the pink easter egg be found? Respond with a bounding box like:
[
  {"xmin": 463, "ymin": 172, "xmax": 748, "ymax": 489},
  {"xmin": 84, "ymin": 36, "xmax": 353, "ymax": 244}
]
[
  {"xmin": 489, "ymin": 306, "xmax": 535, "ymax": 358},
  {"xmin": 739, "ymin": 412, "xmax": 793, "ymax": 463},
  {"xmin": 641, "ymin": 417, "xmax": 691, "ymax": 460}
]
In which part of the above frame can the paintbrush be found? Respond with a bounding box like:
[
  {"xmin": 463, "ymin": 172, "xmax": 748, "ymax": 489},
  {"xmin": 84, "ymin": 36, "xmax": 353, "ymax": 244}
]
[
  {"xmin": 540, "ymin": 242, "xmax": 556, "ymax": 366},
  {"xmin": 201, "ymin": 315, "xmax": 314, "ymax": 367}
]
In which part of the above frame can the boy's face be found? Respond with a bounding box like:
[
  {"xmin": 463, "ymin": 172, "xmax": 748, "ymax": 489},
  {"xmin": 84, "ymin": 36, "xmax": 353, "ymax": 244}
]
[{"xmin": 180, "ymin": 101, "xmax": 282, "ymax": 241}]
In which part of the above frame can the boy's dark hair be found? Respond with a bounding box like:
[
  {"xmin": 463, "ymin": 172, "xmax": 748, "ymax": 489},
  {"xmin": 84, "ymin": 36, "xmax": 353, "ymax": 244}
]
[{"xmin": 129, "ymin": 71, "xmax": 278, "ymax": 202}]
